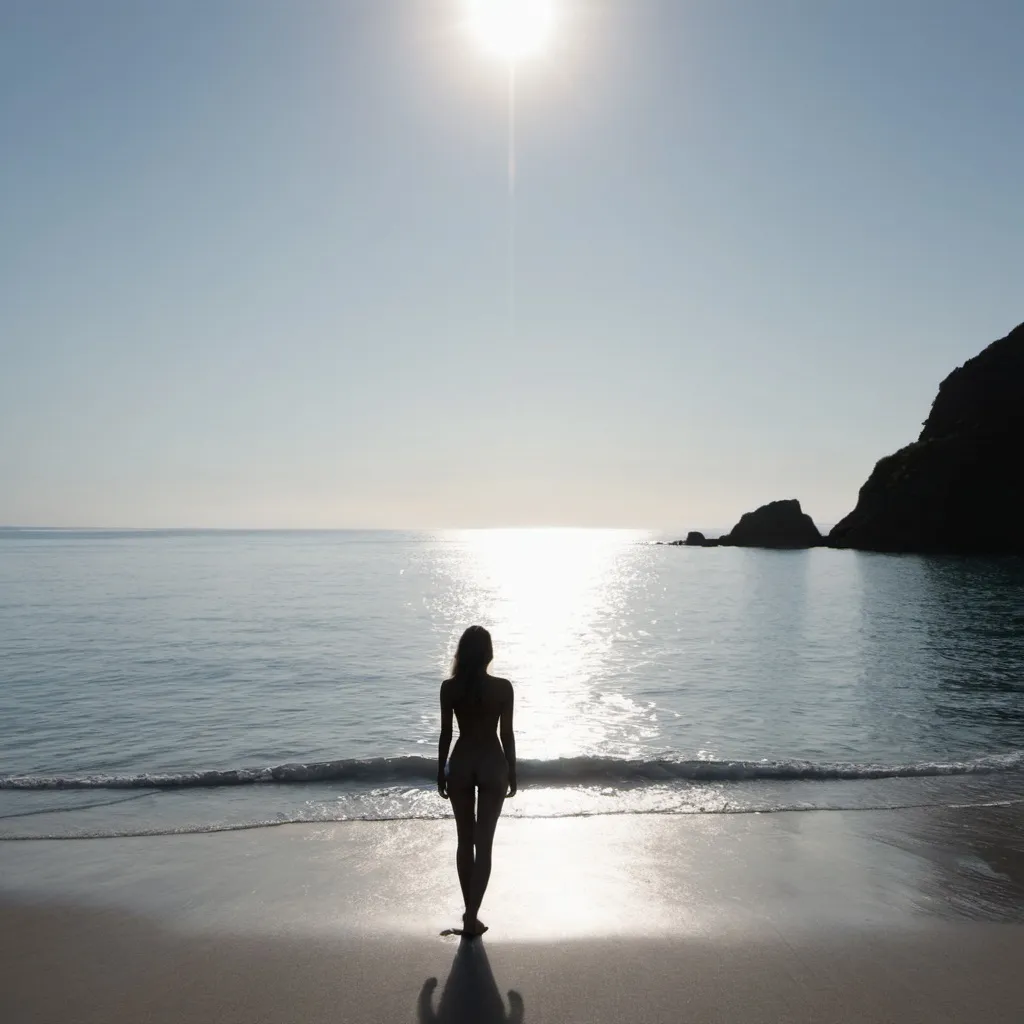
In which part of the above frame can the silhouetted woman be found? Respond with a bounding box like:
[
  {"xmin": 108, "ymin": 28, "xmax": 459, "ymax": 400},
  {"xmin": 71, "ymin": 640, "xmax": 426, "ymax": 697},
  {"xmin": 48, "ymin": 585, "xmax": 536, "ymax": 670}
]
[{"xmin": 437, "ymin": 626, "xmax": 517, "ymax": 937}]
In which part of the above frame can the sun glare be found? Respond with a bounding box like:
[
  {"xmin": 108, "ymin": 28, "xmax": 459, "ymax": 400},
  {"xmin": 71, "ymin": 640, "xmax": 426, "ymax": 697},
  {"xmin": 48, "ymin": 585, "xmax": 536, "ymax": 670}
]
[{"xmin": 466, "ymin": 0, "xmax": 555, "ymax": 62}]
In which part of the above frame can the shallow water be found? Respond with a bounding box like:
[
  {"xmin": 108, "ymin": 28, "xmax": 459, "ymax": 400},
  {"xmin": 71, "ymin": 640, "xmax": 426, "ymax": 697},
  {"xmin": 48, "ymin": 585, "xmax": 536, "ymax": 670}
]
[{"xmin": 1, "ymin": 529, "xmax": 1022, "ymax": 837}]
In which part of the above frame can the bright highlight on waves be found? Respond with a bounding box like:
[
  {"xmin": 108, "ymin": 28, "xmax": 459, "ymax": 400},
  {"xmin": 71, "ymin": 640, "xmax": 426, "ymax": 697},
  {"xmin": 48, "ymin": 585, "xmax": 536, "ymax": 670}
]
[
  {"xmin": 466, "ymin": 0, "xmax": 556, "ymax": 61},
  {"xmin": 3, "ymin": 750, "xmax": 1022, "ymax": 790}
]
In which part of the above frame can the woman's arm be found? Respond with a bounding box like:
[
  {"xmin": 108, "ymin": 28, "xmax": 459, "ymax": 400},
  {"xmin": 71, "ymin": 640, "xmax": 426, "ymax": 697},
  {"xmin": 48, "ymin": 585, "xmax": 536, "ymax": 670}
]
[
  {"xmin": 500, "ymin": 681, "xmax": 517, "ymax": 797},
  {"xmin": 437, "ymin": 681, "xmax": 453, "ymax": 799}
]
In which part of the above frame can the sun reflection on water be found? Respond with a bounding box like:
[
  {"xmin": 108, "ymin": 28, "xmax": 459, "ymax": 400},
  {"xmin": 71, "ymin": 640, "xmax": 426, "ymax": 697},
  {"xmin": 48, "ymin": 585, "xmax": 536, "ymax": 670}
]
[{"xmin": 428, "ymin": 528, "xmax": 662, "ymax": 760}]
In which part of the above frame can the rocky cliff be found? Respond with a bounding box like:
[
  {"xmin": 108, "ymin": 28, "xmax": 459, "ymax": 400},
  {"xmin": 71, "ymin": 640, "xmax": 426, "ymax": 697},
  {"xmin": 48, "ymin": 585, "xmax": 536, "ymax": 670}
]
[{"xmin": 829, "ymin": 322, "xmax": 1024, "ymax": 554}]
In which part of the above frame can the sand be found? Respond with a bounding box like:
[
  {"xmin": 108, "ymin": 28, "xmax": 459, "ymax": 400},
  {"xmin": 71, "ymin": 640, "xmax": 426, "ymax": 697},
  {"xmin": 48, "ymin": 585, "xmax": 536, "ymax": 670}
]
[{"xmin": 2, "ymin": 803, "xmax": 1023, "ymax": 1023}]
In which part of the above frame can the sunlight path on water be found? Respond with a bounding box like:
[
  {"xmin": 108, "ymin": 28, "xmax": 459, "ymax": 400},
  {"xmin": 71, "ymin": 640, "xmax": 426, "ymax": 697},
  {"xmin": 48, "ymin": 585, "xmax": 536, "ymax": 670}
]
[{"xmin": 430, "ymin": 530, "xmax": 662, "ymax": 761}]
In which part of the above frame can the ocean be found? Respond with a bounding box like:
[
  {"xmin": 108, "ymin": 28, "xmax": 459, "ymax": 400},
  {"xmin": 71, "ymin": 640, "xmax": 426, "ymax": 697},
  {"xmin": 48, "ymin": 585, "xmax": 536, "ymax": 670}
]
[{"xmin": 1, "ymin": 528, "xmax": 1022, "ymax": 840}]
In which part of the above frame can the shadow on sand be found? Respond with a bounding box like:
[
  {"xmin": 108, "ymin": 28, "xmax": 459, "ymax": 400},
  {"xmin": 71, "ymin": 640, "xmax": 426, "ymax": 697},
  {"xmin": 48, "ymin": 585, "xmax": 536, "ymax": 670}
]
[{"xmin": 418, "ymin": 939, "xmax": 524, "ymax": 1024}]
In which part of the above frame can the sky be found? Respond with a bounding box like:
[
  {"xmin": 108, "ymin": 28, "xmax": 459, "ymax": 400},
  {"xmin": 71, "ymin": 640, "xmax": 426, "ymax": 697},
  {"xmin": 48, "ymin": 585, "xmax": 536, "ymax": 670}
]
[{"xmin": 1, "ymin": 0, "xmax": 1022, "ymax": 531}]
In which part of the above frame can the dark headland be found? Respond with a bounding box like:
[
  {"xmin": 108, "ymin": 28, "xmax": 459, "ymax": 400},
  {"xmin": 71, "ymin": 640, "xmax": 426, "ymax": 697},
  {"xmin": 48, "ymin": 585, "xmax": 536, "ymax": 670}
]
[{"xmin": 668, "ymin": 321, "xmax": 1024, "ymax": 554}]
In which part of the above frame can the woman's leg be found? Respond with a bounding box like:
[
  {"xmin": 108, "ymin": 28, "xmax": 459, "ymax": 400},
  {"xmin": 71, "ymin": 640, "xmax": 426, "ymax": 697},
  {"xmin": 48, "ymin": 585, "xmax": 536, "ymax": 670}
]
[
  {"xmin": 448, "ymin": 784, "xmax": 475, "ymax": 912},
  {"xmin": 465, "ymin": 782, "xmax": 505, "ymax": 927}
]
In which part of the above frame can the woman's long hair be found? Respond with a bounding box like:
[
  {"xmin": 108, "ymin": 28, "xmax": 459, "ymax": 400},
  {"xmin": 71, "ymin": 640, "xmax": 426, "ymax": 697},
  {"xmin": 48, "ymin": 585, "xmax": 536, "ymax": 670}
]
[{"xmin": 450, "ymin": 625, "xmax": 493, "ymax": 704}]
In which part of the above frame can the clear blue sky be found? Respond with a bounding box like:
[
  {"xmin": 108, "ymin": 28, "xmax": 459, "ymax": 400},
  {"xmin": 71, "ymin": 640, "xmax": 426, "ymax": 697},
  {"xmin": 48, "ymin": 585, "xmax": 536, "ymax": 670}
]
[{"xmin": 1, "ymin": 1, "xmax": 1021, "ymax": 530}]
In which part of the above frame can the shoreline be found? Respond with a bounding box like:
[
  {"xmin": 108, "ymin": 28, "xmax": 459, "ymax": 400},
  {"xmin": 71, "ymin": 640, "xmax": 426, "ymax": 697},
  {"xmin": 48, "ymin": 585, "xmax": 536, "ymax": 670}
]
[
  {"xmin": 3, "ymin": 793, "xmax": 1024, "ymax": 843},
  {"xmin": 2, "ymin": 803, "xmax": 1023, "ymax": 925},
  {"xmin": 3, "ymin": 806, "xmax": 1023, "ymax": 1021},
  {"xmin": 4, "ymin": 762, "xmax": 1023, "ymax": 843}
]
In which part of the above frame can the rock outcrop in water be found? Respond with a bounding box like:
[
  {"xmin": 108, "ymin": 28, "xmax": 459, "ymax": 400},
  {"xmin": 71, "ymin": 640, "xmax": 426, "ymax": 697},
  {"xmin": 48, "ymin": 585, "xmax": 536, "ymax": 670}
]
[
  {"xmin": 661, "ymin": 532, "xmax": 719, "ymax": 547},
  {"xmin": 829, "ymin": 322, "xmax": 1024, "ymax": 554},
  {"xmin": 718, "ymin": 499, "xmax": 823, "ymax": 549}
]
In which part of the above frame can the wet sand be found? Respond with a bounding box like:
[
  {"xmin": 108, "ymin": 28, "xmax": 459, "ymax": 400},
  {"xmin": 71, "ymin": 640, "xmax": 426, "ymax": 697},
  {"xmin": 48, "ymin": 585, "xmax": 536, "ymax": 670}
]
[{"xmin": 2, "ymin": 804, "xmax": 1023, "ymax": 1022}]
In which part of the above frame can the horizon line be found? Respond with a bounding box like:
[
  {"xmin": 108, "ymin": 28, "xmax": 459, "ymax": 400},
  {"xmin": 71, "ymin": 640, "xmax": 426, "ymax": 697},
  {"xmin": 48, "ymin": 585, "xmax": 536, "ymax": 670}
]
[
  {"xmin": 0, "ymin": 524, "xmax": 730, "ymax": 534},
  {"xmin": 0, "ymin": 523, "xmax": 844, "ymax": 536}
]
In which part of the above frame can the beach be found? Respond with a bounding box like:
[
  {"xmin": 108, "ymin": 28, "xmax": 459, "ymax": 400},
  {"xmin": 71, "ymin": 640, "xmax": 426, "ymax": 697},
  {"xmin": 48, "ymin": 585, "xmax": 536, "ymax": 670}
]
[{"xmin": 4, "ymin": 802, "xmax": 1023, "ymax": 1023}]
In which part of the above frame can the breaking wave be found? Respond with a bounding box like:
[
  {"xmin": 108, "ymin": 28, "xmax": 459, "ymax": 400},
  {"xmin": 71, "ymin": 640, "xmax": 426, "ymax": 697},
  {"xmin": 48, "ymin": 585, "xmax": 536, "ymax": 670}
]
[{"xmin": 3, "ymin": 751, "xmax": 1022, "ymax": 791}]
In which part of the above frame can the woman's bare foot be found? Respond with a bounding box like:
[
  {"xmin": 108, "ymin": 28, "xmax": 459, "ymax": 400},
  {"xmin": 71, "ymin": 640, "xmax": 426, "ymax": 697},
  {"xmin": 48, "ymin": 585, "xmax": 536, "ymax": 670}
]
[{"xmin": 462, "ymin": 912, "xmax": 488, "ymax": 937}]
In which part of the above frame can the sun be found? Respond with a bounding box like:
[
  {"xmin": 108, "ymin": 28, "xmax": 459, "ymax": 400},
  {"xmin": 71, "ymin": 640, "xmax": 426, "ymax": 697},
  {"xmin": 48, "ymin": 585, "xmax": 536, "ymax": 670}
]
[{"xmin": 466, "ymin": 0, "xmax": 556, "ymax": 62}]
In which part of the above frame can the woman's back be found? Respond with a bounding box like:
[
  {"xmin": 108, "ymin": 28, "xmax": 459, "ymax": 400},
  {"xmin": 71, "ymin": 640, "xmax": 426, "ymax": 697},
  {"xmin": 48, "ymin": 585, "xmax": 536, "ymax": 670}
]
[{"xmin": 445, "ymin": 674, "xmax": 512, "ymax": 750}]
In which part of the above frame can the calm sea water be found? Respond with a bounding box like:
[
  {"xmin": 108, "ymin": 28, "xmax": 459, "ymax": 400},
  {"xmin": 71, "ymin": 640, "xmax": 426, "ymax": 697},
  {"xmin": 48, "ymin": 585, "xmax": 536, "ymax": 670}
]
[{"xmin": 1, "ymin": 529, "xmax": 1023, "ymax": 839}]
